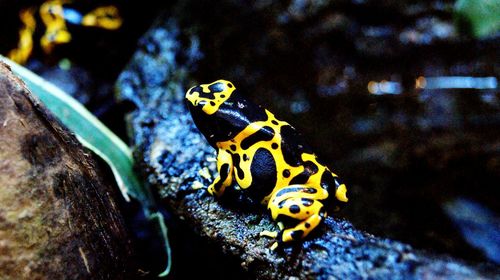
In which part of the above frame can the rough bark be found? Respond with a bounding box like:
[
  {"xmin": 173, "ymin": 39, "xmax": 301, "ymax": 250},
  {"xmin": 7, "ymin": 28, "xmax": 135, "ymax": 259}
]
[
  {"xmin": 116, "ymin": 19, "xmax": 500, "ymax": 279},
  {"xmin": 0, "ymin": 61, "xmax": 132, "ymax": 279}
]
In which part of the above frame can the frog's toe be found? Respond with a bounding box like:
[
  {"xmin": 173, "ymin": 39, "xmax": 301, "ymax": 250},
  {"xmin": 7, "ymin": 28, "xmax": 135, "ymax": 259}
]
[
  {"xmin": 260, "ymin": 230, "xmax": 282, "ymax": 250},
  {"xmin": 191, "ymin": 181, "xmax": 206, "ymax": 190},
  {"xmin": 259, "ymin": 230, "xmax": 278, "ymax": 238},
  {"xmin": 277, "ymin": 221, "xmax": 285, "ymax": 230},
  {"xmin": 207, "ymin": 185, "xmax": 215, "ymax": 195}
]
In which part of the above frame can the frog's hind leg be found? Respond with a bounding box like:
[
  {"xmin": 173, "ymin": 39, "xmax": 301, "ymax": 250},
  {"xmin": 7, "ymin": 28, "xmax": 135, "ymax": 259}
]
[
  {"xmin": 260, "ymin": 185, "xmax": 327, "ymax": 249},
  {"xmin": 275, "ymin": 196, "xmax": 326, "ymax": 243},
  {"xmin": 281, "ymin": 205, "xmax": 326, "ymax": 243}
]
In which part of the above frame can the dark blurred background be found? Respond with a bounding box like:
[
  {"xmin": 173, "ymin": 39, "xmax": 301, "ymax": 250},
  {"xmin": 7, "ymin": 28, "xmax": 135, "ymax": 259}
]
[{"xmin": 1, "ymin": 0, "xmax": 498, "ymax": 278}]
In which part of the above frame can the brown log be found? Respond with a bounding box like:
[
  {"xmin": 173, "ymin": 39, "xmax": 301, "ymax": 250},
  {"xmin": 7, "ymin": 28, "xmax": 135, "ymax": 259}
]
[{"xmin": 0, "ymin": 61, "xmax": 132, "ymax": 279}]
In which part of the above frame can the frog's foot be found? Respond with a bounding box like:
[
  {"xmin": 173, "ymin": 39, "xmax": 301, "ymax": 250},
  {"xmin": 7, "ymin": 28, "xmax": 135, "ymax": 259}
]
[
  {"xmin": 260, "ymin": 209, "xmax": 326, "ymax": 250},
  {"xmin": 193, "ymin": 167, "xmax": 211, "ymax": 191},
  {"xmin": 266, "ymin": 186, "xmax": 327, "ymax": 246},
  {"xmin": 259, "ymin": 222, "xmax": 285, "ymax": 250},
  {"xmin": 259, "ymin": 230, "xmax": 277, "ymax": 238},
  {"xmin": 281, "ymin": 210, "xmax": 326, "ymax": 243},
  {"xmin": 259, "ymin": 230, "xmax": 280, "ymax": 250}
]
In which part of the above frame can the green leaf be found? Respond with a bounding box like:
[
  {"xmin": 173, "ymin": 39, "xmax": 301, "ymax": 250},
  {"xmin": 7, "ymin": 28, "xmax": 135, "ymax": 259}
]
[
  {"xmin": 455, "ymin": 0, "xmax": 500, "ymax": 38},
  {"xmin": 0, "ymin": 56, "xmax": 171, "ymax": 276}
]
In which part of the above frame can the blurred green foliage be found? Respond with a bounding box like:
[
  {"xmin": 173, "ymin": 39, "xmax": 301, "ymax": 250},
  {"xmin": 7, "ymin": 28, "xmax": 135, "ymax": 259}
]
[{"xmin": 455, "ymin": 0, "xmax": 500, "ymax": 38}]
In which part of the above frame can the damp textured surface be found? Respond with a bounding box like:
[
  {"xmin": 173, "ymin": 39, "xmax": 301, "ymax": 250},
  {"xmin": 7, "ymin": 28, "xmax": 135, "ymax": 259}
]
[{"xmin": 115, "ymin": 15, "xmax": 500, "ymax": 279}]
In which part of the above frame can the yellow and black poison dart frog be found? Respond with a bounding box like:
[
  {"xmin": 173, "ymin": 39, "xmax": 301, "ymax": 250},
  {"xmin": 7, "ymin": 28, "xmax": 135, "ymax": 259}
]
[
  {"xmin": 186, "ymin": 80, "xmax": 348, "ymax": 250},
  {"xmin": 8, "ymin": 0, "xmax": 122, "ymax": 64}
]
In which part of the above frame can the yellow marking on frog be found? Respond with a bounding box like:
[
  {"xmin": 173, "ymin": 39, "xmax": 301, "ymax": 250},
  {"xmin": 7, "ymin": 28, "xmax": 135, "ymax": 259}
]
[
  {"xmin": 10, "ymin": 0, "xmax": 123, "ymax": 60},
  {"xmin": 277, "ymin": 222, "xmax": 285, "ymax": 230},
  {"xmin": 40, "ymin": 0, "xmax": 70, "ymax": 54},
  {"xmin": 259, "ymin": 230, "xmax": 278, "ymax": 238},
  {"xmin": 41, "ymin": 25, "xmax": 71, "ymax": 53},
  {"xmin": 39, "ymin": 0, "xmax": 67, "ymax": 26},
  {"xmin": 186, "ymin": 80, "xmax": 235, "ymax": 115},
  {"xmin": 336, "ymin": 183, "xmax": 348, "ymax": 202},
  {"xmin": 8, "ymin": 8, "xmax": 37, "ymax": 64},
  {"xmin": 82, "ymin": 6, "xmax": 122, "ymax": 30}
]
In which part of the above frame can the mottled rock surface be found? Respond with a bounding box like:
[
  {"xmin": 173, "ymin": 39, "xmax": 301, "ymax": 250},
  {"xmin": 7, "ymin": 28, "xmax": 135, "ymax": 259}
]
[
  {"xmin": 164, "ymin": 0, "xmax": 500, "ymax": 266},
  {"xmin": 116, "ymin": 17, "xmax": 500, "ymax": 279},
  {"xmin": 0, "ymin": 61, "xmax": 132, "ymax": 279}
]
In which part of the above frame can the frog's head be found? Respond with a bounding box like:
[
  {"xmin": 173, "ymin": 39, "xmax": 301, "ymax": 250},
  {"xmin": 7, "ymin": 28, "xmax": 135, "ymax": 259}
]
[
  {"xmin": 185, "ymin": 79, "xmax": 235, "ymax": 115},
  {"xmin": 186, "ymin": 79, "xmax": 238, "ymax": 147}
]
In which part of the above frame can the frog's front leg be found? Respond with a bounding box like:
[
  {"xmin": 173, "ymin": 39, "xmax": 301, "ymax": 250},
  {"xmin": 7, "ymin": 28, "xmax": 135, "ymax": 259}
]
[
  {"xmin": 208, "ymin": 149, "xmax": 233, "ymax": 197},
  {"xmin": 260, "ymin": 185, "xmax": 326, "ymax": 249}
]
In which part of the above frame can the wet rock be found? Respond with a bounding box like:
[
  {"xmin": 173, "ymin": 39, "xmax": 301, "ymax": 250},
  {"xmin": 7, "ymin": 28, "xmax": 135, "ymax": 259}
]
[
  {"xmin": 444, "ymin": 198, "xmax": 500, "ymax": 264},
  {"xmin": 160, "ymin": 0, "xmax": 499, "ymax": 265},
  {"xmin": 116, "ymin": 16, "xmax": 500, "ymax": 279},
  {"xmin": 0, "ymin": 61, "xmax": 132, "ymax": 279}
]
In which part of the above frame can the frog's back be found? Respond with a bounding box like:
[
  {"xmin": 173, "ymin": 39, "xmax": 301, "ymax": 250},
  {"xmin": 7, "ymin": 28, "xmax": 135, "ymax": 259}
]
[
  {"xmin": 187, "ymin": 80, "xmax": 335, "ymax": 203},
  {"xmin": 222, "ymin": 102, "xmax": 324, "ymax": 202}
]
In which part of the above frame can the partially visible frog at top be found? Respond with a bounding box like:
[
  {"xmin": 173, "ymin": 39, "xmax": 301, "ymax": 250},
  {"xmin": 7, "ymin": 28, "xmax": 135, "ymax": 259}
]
[{"xmin": 185, "ymin": 80, "xmax": 348, "ymax": 250}]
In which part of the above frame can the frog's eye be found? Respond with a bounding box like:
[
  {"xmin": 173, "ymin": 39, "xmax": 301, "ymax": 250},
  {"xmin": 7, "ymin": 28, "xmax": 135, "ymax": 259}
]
[{"xmin": 209, "ymin": 82, "xmax": 225, "ymax": 92}]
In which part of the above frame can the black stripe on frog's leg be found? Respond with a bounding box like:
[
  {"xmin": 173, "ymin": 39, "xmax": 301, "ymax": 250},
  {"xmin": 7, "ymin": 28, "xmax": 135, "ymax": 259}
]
[
  {"xmin": 289, "ymin": 160, "xmax": 318, "ymax": 185},
  {"xmin": 274, "ymin": 186, "xmax": 317, "ymax": 199},
  {"xmin": 240, "ymin": 126, "xmax": 275, "ymax": 150},
  {"xmin": 301, "ymin": 198, "xmax": 314, "ymax": 207},
  {"xmin": 320, "ymin": 171, "xmax": 347, "ymax": 205},
  {"xmin": 276, "ymin": 197, "xmax": 312, "ymax": 210},
  {"xmin": 290, "ymin": 230, "xmax": 304, "ymax": 240},
  {"xmin": 231, "ymin": 152, "xmax": 245, "ymax": 180},
  {"xmin": 320, "ymin": 171, "xmax": 338, "ymax": 193},
  {"xmin": 213, "ymin": 163, "xmax": 230, "ymax": 192},
  {"xmin": 246, "ymin": 148, "xmax": 277, "ymax": 200}
]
